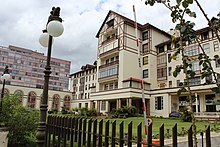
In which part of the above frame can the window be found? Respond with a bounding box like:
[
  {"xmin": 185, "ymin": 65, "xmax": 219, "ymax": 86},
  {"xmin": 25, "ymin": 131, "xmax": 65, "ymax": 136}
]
[
  {"xmin": 187, "ymin": 77, "xmax": 201, "ymax": 86},
  {"xmin": 157, "ymin": 68, "xmax": 167, "ymax": 78},
  {"xmin": 143, "ymin": 69, "xmax": 149, "ymax": 78},
  {"xmin": 157, "ymin": 55, "xmax": 166, "ymax": 64},
  {"xmin": 104, "ymin": 84, "xmax": 109, "ymax": 90},
  {"xmin": 109, "ymin": 83, "xmax": 114, "ymax": 90},
  {"xmin": 214, "ymin": 41, "xmax": 219, "ymax": 51},
  {"xmin": 85, "ymin": 103, "xmax": 88, "ymax": 108},
  {"xmin": 79, "ymin": 103, "xmax": 82, "ymax": 109},
  {"xmin": 168, "ymin": 67, "xmax": 172, "ymax": 76},
  {"xmin": 143, "ymin": 56, "xmax": 148, "ymax": 65},
  {"xmin": 203, "ymin": 43, "xmax": 210, "ymax": 53},
  {"xmin": 158, "ymin": 46, "xmax": 164, "ymax": 53},
  {"xmin": 184, "ymin": 45, "xmax": 199, "ymax": 56},
  {"xmin": 169, "ymin": 81, "xmax": 172, "ymax": 88},
  {"xmin": 216, "ymin": 60, "xmax": 220, "ymax": 68},
  {"xmin": 167, "ymin": 44, "xmax": 172, "ymax": 50},
  {"xmin": 101, "ymin": 101, "xmax": 106, "ymax": 111},
  {"xmin": 142, "ymin": 31, "xmax": 149, "ymax": 40},
  {"xmin": 111, "ymin": 57, "xmax": 114, "ymax": 62},
  {"xmin": 201, "ymin": 31, "xmax": 209, "ymax": 40},
  {"xmin": 115, "ymin": 82, "xmax": 118, "ymax": 89},
  {"xmin": 205, "ymin": 75, "xmax": 212, "ymax": 84},
  {"xmin": 155, "ymin": 96, "xmax": 163, "ymax": 110},
  {"xmin": 177, "ymin": 80, "xmax": 180, "ymax": 87},
  {"xmin": 168, "ymin": 53, "xmax": 171, "ymax": 62},
  {"xmin": 106, "ymin": 59, "xmax": 109, "ymax": 64},
  {"xmin": 191, "ymin": 61, "xmax": 200, "ymax": 71},
  {"xmin": 142, "ymin": 43, "xmax": 149, "ymax": 54}
]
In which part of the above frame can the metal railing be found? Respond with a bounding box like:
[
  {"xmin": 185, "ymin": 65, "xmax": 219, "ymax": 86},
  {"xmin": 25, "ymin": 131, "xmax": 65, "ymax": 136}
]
[{"xmin": 46, "ymin": 115, "xmax": 213, "ymax": 147}]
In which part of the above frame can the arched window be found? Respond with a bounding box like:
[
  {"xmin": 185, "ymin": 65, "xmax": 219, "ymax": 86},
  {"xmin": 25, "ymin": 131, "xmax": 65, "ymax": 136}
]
[
  {"xmin": 27, "ymin": 91, "xmax": 37, "ymax": 108},
  {"xmin": 14, "ymin": 90, "xmax": 24, "ymax": 102},
  {"xmin": 64, "ymin": 95, "xmax": 71, "ymax": 110},
  {"xmin": 52, "ymin": 94, "xmax": 60, "ymax": 110}
]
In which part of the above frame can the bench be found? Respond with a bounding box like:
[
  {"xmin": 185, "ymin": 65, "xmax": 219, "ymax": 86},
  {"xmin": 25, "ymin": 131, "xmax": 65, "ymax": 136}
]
[{"xmin": 118, "ymin": 113, "xmax": 128, "ymax": 119}]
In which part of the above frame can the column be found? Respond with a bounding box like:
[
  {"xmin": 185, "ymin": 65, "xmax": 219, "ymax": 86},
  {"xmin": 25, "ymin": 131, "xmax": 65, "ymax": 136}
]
[
  {"xmin": 97, "ymin": 100, "xmax": 100, "ymax": 113},
  {"xmin": 195, "ymin": 93, "xmax": 198, "ymax": 113},
  {"xmin": 117, "ymin": 99, "xmax": 121, "ymax": 109}
]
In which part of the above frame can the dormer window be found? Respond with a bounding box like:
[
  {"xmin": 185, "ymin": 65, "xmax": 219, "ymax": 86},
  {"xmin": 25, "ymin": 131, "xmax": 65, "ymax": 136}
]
[
  {"xmin": 106, "ymin": 19, "xmax": 114, "ymax": 28},
  {"xmin": 142, "ymin": 31, "xmax": 149, "ymax": 40},
  {"xmin": 201, "ymin": 31, "xmax": 209, "ymax": 40},
  {"xmin": 158, "ymin": 46, "xmax": 164, "ymax": 53}
]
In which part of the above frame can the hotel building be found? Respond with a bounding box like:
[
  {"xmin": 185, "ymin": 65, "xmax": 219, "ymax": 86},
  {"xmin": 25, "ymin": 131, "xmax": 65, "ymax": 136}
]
[{"xmin": 70, "ymin": 10, "xmax": 220, "ymax": 117}]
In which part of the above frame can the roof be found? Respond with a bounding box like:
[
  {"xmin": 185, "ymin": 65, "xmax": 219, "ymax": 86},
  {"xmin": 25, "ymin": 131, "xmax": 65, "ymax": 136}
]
[
  {"xmin": 69, "ymin": 64, "xmax": 97, "ymax": 77},
  {"xmin": 96, "ymin": 10, "xmax": 171, "ymax": 38},
  {"xmin": 122, "ymin": 77, "xmax": 151, "ymax": 85}
]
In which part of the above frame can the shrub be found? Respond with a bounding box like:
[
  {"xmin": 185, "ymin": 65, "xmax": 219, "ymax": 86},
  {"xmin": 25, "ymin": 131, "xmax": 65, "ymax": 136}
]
[
  {"xmin": 179, "ymin": 106, "xmax": 192, "ymax": 122},
  {"xmin": 0, "ymin": 94, "xmax": 39, "ymax": 147},
  {"xmin": 110, "ymin": 106, "xmax": 137, "ymax": 118},
  {"xmin": 61, "ymin": 107, "xmax": 68, "ymax": 114}
]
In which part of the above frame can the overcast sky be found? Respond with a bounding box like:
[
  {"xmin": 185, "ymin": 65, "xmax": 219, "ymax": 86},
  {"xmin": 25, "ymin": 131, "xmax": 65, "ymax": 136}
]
[{"xmin": 0, "ymin": 0, "xmax": 219, "ymax": 73}]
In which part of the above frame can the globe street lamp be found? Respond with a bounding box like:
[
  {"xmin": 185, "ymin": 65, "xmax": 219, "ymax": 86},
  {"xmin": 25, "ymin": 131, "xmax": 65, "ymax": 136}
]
[
  {"xmin": 36, "ymin": 7, "xmax": 64, "ymax": 147},
  {"xmin": 0, "ymin": 65, "xmax": 10, "ymax": 113}
]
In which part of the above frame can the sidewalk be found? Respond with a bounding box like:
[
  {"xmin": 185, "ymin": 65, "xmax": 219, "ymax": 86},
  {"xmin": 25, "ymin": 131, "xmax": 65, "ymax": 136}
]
[
  {"xmin": 165, "ymin": 132, "xmax": 220, "ymax": 147},
  {"xmin": 0, "ymin": 131, "xmax": 9, "ymax": 147}
]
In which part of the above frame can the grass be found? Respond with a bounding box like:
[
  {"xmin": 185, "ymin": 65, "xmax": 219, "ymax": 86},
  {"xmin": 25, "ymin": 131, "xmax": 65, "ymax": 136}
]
[{"xmin": 98, "ymin": 117, "xmax": 220, "ymax": 138}]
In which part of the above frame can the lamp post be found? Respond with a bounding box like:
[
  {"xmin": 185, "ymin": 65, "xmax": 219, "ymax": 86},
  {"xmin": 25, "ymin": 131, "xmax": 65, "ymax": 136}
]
[
  {"xmin": 0, "ymin": 65, "xmax": 10, "ymax": 113},
  {"xmin": 36, "ymin": 7, "xmax": 64, "ymax": 147}
]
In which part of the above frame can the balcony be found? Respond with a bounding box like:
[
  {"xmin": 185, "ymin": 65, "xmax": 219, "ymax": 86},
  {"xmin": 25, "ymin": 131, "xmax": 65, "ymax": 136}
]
[
  {"xmin": 98, "ymin": 65, "xmax": 119, "ymax": 83},
  {"xmin": 99, "ymin": 39, "xmax": 119, "ymax": 58},
  {"xmin": 99, "ymin": 60, "xmax": 119, "ymax": 69},
  {"xmin": 102, "ymin": 35, "xmax": 118, "ymax": 45}
]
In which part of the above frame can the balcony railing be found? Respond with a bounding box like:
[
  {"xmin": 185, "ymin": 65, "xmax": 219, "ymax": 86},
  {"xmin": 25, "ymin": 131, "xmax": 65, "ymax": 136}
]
[
  {"xmin": 99, "ymin": 60, "xmax": 119, "ymax": 69},
  {"xmin": 99, "ymin": 39, "xmax": 119, "ymax": 57},
  {"xmin": 101, "ymin": 35, "xmax": 118, "ymax": 45}
]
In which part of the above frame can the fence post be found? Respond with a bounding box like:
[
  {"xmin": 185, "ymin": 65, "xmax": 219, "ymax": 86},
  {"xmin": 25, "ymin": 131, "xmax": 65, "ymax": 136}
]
[
  {"xmin": 52, "ymin": 116, "xmax": 58, "ymax": 146},
  {"xmin": 159, "ymin": 123, "xmax": 164, "ymax": 147},
  {"xmin": 119, "ymin": 121, "xmax": 124, "ymax": 147},
  {"xmin": 188, "ymin": 125, "xmax": 193, "ymax": 147},
  {"xmin": 127, "ymin": 121, "xmax": 132, "ymax": 147},
  {"xmin": 98, "ymin": 119, "xmax": 103, "ymax": 147},
  {"xmin": 63, "ymin": 117, "xmax": 67, "ymax": 147},
  {"xmin": 147, "ymin": 122, "xmax": 152, "ymax": 147},
  {"xmin": 111, "ymin": 120, "xmax": 116, "ymax": 147},
  {"xmin": 74, "ymin": 118, "xmax": 79, "ymax": 143},
  {"xmin": 57, "ymin": 116, "xmax": 62, "ymax": 147},
  {"xmin": 87, "ymin": 119, "xmax": 92, "ymax": 147},
  {"xmin": 172, "ymin": 123, "xmax": 177, "ymax": 147},
  {"xmin": 105, "ymin": 120, "xmax": 109, "ymax": 147},
  {"xmin": 78, "ymin": 118, "xmax": 83, "ymax": 147},
  {"xmin": 92, "ymin": 119, "xmax": 98, "ymax": 147},
  {"xmin": 46, "ymin": 116, "xmax": 51, "ymax": 147},
  {"xmin": 70, "ymin": 117, "xmax": 75, "ymax": 147},
  {"xmin": 205, "ymin": 125, "xmax": 211, "ymax": 147},
  {"xmin": 137, "ymin": 123, "xmax": 142, "ymax": 147},
  {"xmin": 82, "ymin": 118, "xmax": 87, "ymax": 146}
]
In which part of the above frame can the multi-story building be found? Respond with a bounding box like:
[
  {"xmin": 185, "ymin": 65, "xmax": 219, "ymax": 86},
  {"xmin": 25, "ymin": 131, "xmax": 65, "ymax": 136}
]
[
  {"xmin": 0, "ymin": 45, "xmax": 70, "ymax": 91},
  {"xmin": 69, "ymin": 63, "xmax": 97, "ymax": 109},
  {"xmin": 70, "ymin": 10, "xmax": 220, "ymax": 117}
]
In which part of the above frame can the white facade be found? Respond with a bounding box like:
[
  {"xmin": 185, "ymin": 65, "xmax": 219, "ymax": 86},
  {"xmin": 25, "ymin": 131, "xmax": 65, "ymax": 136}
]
[{"xmin": 70, "ymin": 11, "xmax": 220, "ymax": 117}]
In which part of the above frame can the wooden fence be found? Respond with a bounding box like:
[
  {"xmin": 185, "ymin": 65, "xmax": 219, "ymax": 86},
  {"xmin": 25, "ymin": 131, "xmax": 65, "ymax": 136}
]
[{"xmin": 46, "ymin": 115, "xmax": 212, "ymax": 147}]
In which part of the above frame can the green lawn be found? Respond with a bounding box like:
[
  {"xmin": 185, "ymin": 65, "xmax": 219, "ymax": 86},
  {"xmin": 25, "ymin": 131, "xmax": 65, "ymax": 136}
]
[{"xmin": 98, "ymin": 117, "xmax": 220, "ymax": 137}]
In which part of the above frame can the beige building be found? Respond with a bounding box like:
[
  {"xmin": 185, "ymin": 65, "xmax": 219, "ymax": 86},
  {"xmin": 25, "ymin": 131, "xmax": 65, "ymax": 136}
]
[
  {"xmin": 70, "ymin": 10, "xmax": 220, "ymax": 117},
  {"xmin": 0, "ymin": 84, "xmax": 72, "ymax": 111}
]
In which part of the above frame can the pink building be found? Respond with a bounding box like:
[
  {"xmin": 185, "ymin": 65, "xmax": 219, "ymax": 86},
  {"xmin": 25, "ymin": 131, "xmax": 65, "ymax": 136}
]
[{"xmin": 0, "ymin": 45, "xmax": 71, "ymax": 91}]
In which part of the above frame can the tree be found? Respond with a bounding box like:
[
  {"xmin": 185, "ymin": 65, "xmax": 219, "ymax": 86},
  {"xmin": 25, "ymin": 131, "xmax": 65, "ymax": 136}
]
[
  {"xmin": 0, "ymin": 94, "xmax": 39, "ymax": 147},
  {"xmin": 145, "ymin": 0, "xmax": 219, "ymax": 146}
]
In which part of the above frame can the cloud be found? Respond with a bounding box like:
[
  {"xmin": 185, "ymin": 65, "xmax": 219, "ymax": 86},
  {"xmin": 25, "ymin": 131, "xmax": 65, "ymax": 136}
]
[{"xmin": 0, "ymin": 0, "xmax": 219, "ymax": 74}]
